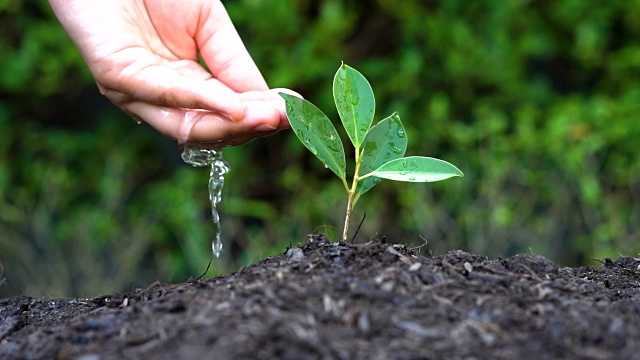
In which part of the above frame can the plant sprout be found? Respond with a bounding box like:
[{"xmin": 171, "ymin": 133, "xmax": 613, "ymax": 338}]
[{"xmin": 279, "ymin": 63, "xmax": 463, "ymax": 242}]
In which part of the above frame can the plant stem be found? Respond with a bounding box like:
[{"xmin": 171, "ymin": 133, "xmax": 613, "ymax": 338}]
[
  {"xmin": 342, "ymin": 190, "xmax": 355, "ymax": 242},
  {"xmin": 342, "ymin": 153, "xmax": 362, "ymax": 242}
]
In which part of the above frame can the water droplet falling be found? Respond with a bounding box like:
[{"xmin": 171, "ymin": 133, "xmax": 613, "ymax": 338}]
[{"xmin": 181, "ymin": 144, "xmax": 230, "ymax": 258}]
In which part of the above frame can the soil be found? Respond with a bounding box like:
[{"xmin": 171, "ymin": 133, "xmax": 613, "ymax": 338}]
[{"xmin": 1, "ymin": 235, "xmax": 639, "ymax": 360}]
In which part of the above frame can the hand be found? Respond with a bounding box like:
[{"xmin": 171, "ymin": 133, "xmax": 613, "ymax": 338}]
[{"xmin": 49, "ymin": 0, "xmax": 297, "ymax": 148}]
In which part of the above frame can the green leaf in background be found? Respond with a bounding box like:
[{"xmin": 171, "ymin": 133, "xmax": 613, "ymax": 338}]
[
  {"xmin": 367, "ymin": 156, "xmax": 464, "ymax": 182},
  {"xmin": 279, "ymin": 93, "xmax": 346, "ymax": 180},
  {"xmin": 355, "ymin": 112, "xmax": 407, "ymax": 198},
  {"xmin": 333, "ymin": 63, "xmax": 375, "ymax": 148}
]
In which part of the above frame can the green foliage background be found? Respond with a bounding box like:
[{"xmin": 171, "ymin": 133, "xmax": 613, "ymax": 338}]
[{"xmin": 1, "ymin": 0, "xmax": 639, "ymax": 297}]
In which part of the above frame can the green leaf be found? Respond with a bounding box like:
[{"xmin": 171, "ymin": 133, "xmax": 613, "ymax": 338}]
[
  {"xmin": 366, "ymin": 156, "xmax": 464, "ymax": 182},
  {"xmin": 333, "ymin": 63, "xmax": 375, "ymax": 148},
  {"xmin": 356, "ymin": 112, "xmax": 407, "ymax": 197},
  {"xmin": 279, "ymin": 93, "xmax": 346, "ymax": 180}
]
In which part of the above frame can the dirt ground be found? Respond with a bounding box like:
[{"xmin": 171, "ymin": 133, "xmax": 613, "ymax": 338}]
[{"xmin": 1, "ymin": 234, "xmax": 639, "ymax": 359}]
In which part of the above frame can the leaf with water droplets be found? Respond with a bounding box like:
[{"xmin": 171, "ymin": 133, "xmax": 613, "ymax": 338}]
[
  {"xmin": 356, "ymin": 112, "xmax": 407, "ymax": 197},
  {"xmin": 367, "ymin": 156, "xmax": 464, "ymax": 182},
  {"xmin": 333, "ymin": 63, "xmax": 375, "ymax": 148},
  {"xmin": 279, "ymin": 93, "xmax": 346, "ymax": 180}
]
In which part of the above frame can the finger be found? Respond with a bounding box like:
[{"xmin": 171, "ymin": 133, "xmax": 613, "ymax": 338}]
[
  {"xmin": 186, "ymin": 100, "xmax": 286, "ymax": 141},
  {"xmin": 239, "ymin": 88, "xmax": 303, "ymax": 125},
  {"xmin": 189, "ymin": 129, "xmax": 282, "ymax": 150},
  {"xmin": 125, "ymin": 100, "xmax": 286, "ymax": 144},
  {"xmin": 239, "ymin": 88, "xmax": 303, "ymax": 102},
  {"xmin": 98, "ymin": 60, "xmax": 246, "ymax": 121},
  {"xmin": 195, "ymin": 1, "xmax": 269, "ymax": 92}
]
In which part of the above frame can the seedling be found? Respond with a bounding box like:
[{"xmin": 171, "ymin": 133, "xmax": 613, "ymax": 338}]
[{"xmin": 279, "ymin": 63, "xmax": 463, "ymax": 242}]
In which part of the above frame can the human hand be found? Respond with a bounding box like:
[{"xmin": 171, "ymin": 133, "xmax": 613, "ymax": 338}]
[{"xmin": 49, "ymin": 0, "xmax": 298, "ymax": 148}]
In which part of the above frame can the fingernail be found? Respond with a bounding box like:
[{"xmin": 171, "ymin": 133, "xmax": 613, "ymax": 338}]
[{"xmin": 271, "ymin": 88, "xmax": 304, "ymax": 99}]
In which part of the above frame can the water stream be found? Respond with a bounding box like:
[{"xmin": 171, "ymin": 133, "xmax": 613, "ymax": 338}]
[{"xmin": 181, "ymin": 144, "xmax": 230, "ymax": 258}]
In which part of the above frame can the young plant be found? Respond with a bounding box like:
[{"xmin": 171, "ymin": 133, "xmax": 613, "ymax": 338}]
[{"xmin": 279, "ymin": 63, "xmax": 463, "ymax": 242}]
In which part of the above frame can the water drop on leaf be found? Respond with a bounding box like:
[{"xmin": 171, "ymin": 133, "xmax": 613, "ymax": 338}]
[{"xmin": 306, "ymin": 142, "xmax": 319, "ymax": 156}]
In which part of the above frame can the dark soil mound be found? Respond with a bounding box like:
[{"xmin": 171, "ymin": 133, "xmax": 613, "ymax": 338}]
[{"xmin": 1, "ymin": 235, "xmax": 640, "ymax": 359}]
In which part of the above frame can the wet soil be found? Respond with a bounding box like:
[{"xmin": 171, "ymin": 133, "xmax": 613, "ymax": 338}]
[{"xmin": 1, "ymin": 235, "xmax": 640, "ymax": 359}]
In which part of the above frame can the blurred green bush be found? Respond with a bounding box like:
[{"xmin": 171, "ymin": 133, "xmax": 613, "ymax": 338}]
[{"xmin": 1, "ymin": 0, "xmax": 639, "ymax": 297}]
